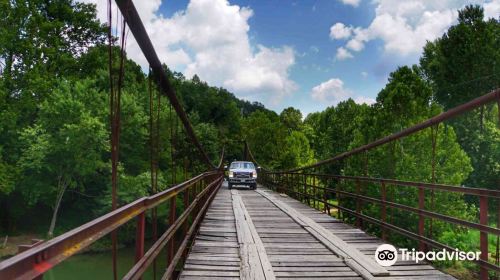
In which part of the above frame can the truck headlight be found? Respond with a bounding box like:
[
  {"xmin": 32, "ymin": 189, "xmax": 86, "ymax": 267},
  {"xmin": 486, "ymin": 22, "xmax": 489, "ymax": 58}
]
[
  {"xmin": 229, "ymin": 171, "xmax": 234, "ymax": 178},
  {"xmin": 252, "ymin": 171, "xmax": 257, "ymax": 178}
]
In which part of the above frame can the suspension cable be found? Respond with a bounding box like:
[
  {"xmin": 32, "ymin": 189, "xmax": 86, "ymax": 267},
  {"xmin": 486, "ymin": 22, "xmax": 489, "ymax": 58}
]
[
  {"xmin": 148, "ymin": 68, "xmax": 159, "ymax": 279},
  {"xmin": 107, "ymin": 1, "xmax": 117, "ymax": 279},
  {"xmin": 170, "ymin": 103, "xmax": 175, "ymax": 184},
  {"xmin": 115, "ymin": 0, "xmax": 215, "ymax": 169},
  {"xmin": 108, "ymin": 1, "xmax": 128, "ymax": 278}
]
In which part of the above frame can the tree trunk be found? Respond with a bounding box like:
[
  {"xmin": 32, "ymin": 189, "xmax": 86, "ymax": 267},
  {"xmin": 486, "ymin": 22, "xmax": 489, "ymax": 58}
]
[{"xmin": 47, "ymin": 176, "xmax": 67, "ymax": 238}]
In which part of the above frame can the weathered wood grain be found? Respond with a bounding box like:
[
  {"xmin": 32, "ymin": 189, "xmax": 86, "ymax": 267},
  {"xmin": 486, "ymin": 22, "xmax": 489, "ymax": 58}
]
[{"xmin": 180, "ymin": 184, "xmax": 455, "ymax": 280}]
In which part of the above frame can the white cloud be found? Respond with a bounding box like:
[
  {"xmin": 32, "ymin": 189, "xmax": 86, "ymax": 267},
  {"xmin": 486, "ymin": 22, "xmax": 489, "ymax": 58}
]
[
  {"xmin": 331, "ymin": 0, "xmax": 496, "ymax": 58},
  {"xmin": 369, "ymin": 9, "xmax": 456, "ymax": 55},
  {"xmin": 311, "ymin": 78, "xmax": 351, "ymax": 104},
  {"xmin": 346, "ymin": 38, "xmax": 363, "ymax": 51},
  {"xmin": 311, "ymin": 78, "xmax": 350, "ymax": 104},
  {"xmin": 330, "ymin": 23, "xmax": 353, "ymax": 39},
  {"xmin": 354, "ymin": 96, "xmax": 376, "ymax": 105},
  {"xmin": 221, "ymin": 45, "xmax": 297, "ymax": 103},
  {"xmin": 311, "ymin": 78, "xmax": 376, "ymax": 106},
  {"xmin": 484, "ymin": 0, "xmax": 500, "ymax": 19},
  {"xmin": 79, "ymin": 0, "xmax": 296, "ymax": 104},
  {"xmin": 340, "ymin": 0, "xmax": 361, "ymax": 7},
  {"xmin": 345, "ymin": 27, "xmax": 369, "ymax": 51},
  {"xmin": 336, "ymin": 47, "xmax": 353, "ymax": 60},
  {"xmin": 361, "ymin": 71, "xmax": 368, "ymax": 78}
]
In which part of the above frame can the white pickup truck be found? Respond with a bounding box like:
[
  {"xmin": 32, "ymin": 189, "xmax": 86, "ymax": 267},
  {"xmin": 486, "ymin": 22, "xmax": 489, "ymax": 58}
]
[{"xmin": 227, "ymin": 161, "xmax": 257, "ymax": 190}]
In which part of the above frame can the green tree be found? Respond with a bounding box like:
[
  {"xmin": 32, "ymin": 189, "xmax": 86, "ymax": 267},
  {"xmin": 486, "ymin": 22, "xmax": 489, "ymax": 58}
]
[
  {"xmin": 243, "ymin": 110, "xmax": 286, "ymax": 168},
  {"xmin": 343, "ymin": 66, "xmax": 474, "ymax": 246},
  {"xmin": 280, "ymin": 107, "xmax": 303, "ymax": 131},
  {"xmin": 420, "ymin": 5, "xmax": 500, "ymax": 190},
  {"xmin": 420, "ymin": 5, "xmax": 499, "ymax": 109},
  {"xmin": 17, "ymin": 79, "xmax": 108, "ymax": 237},
  {"xmin": 0, "ymin": 0, "xmax": 106, "ymax": 92},
  {"xmin": 279, "ymin": 131, "xmax": 315, "ymax": 169}
]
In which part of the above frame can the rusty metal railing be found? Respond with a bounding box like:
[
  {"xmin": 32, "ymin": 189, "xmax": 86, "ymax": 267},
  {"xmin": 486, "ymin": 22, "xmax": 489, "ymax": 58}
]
[
  {"xmin": 0, "ymin": 171, "xmax": 224, "ymax": 280},
  {"xmin": 257, "ymin": 88, "xmax": 500, "ymax": 280},
  {"xmin": 261, "ymin": 173, "xmax": 499, "ymax": 276}
]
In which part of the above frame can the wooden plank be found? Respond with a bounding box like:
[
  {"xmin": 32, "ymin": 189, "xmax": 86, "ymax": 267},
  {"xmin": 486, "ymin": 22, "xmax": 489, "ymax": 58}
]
[
  {"xmin": 277, "ymin": 277, "xmax": 362, "ymax": 280},
  {"xmin": 185, "ymin": 259, "xmax": 240, "ymax": 266},
  {"xmin": 273, "ymin": 266, "xmax": 353, "ymax": 272},
  {"xmin": 182, "ymin": 185, "xmax": 452, "ymax": 280},
  {"xmin": 240, "ymin": 244, "xmax": 266, "ymax": 279},
  {"xmin": 267, "ymin": 254, "xmax": 342, "ymax": 262},
  {"xmin": 232, "ymin": 189, "xmax": 276, "ymax": 280},
  {"xmin": 275, "ymin": 271, "xmax": 359, "ymax": 277},
  {"xmin": 180, "ymin": 187, "xmax": 242, "ymax": 279},
  {"xmin": 194, "ymin": 241, "xmax": 239, "ymax": 247},
  {"xmin": 271, "ymin": 261, "xmax": 347, "ymax": 267},
  {"xmin": 181, "ymin": 270, "xmax": 239, "ymax": 277},
  {"xmin": 255, "ymin": 189, "xmax": 389, "ymax": 277},
  {"xmin": 376, "ymin": 276, "xmax": 455, "ymax": 280},
  {"xmin": 183, "ymin": 264, "xmax": 240, "ymax": 271},
  {"xmin": 180, "ymin": 277, "xmax": 239, "ymax": 280}
]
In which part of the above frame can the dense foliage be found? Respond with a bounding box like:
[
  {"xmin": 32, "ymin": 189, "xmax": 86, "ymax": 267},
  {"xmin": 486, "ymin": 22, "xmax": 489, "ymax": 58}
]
[{"xmin": 0, "ymin": 2, "xmax": 498, "ymax": 277}]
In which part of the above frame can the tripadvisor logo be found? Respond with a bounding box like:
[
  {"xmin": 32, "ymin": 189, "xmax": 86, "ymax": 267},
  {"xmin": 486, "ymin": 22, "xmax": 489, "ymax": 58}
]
[
  {"xmin": 374, "ymin": 244, "xmax": 481, "ymax": 267},
  {"xmin": 375, "ymin": 244, "xmax": 398, "ymax": 266}
]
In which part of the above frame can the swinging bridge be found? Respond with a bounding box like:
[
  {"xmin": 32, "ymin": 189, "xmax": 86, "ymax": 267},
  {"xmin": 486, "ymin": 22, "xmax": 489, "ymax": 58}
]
[{"xmin": 0, "ymin": 0, "xmax": 499, "ymax": 279}]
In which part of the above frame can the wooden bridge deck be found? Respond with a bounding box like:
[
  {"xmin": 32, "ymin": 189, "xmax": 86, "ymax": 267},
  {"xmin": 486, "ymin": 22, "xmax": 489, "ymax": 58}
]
[{"xmin": 180, "ymin": 183, "xmax": 454, "ymax": 280}]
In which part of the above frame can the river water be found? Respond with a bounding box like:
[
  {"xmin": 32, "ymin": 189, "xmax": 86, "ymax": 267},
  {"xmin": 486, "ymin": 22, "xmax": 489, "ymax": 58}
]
[{"xmin": 44, "ymin": 246, "xmax": 167, "ymax": 280}]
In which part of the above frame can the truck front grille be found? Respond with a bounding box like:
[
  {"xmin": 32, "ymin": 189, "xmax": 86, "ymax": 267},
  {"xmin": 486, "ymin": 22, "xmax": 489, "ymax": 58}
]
[{"xmin": 234, "ymin": 172, "xmax": 251, "ymax": 178}]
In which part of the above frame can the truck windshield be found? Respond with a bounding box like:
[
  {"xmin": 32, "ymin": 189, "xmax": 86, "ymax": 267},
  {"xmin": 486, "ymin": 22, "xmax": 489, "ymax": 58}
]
[{"xmin": 230, "ymin": 162, "xmax": 255, "ymax": 169}]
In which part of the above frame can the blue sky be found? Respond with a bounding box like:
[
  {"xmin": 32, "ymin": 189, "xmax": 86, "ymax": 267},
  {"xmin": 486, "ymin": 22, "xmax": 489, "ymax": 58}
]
[
  {"xmin": 86, "ymin": 0, "xmax": 499, "ymax": 116},
  {"xmin": 157, "ymin": 0, "xmax": 387, "ymax": 115}
]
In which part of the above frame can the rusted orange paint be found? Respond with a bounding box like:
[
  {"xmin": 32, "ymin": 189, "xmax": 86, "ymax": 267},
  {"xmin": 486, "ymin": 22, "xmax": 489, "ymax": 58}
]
[{"xmin": 34, "ymin": 261, "xmax": 52, "ymax": 273}]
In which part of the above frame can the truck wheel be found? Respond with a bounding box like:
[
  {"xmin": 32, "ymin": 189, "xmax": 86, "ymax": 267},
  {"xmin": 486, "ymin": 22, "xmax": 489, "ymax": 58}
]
[
  {"xmin": 251, "ymin": 184, "xmax": 257, "ymax": 190},
  {"xmin": 228, "ymin": 183, "xmax": 232, "ymax": 190}
]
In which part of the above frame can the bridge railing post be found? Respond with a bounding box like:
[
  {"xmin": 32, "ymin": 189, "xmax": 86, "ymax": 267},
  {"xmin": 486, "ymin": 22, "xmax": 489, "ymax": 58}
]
[
  {"xmin": 135, "ymin": 211, "xmax": 145, "ymax": 279},
  {"xmin": 313, "ymin": 175, "xmax": 317, "ymax": 209},
  {"xmin": 355, "ymin": 180, "xmax": 361, "ymax": 228},
  {"xmin": 338, "ymin": 179, "xmax": 343, "ymax": 221},
  {"xmin": 17, "ymin": 239, "xmax": 45, "ymax": 280},
  {"xmin": 418, "ymin": 186, "xmax": 426, "ymax": 252},
  {"xmin": 280, "ymin": 173, "xmax": 284, "ymax": 194},
  {"xmin": 284, "ymin": 173, "xmax": 286, "ymax": 194},
  {"xmin": 296, "ymin": 173, "xmax": 300, "ymax": 201},
  {"xmin": 288, "ymin": 173, "xmax": 290, "ymax": 196},
  {"xmin": 302, "ymin": 174, "xmax": 311, "ymax": 206},
  {"xmin": 294, "ymin": 173, "xmax": 296, "ymax": 198},
  {"xmin": 167, "ymin": 195, "xmax": 177, "ymax": 265},
  {"xmin": 278, "ymin": 173, "xmax": 282, "ymax": 193},
  {"xmin": 288, "ymin": 173, "xmax": 292, "ymax": 197},
  {"xmin": 280, "ymin": 173, "xmax": 283, "ymax": 193},
  {"xmin": 301, "ymin": 174, "xmax": 304, "ymax": 203},
  {"xmin": 294, "ymin": 173, "xmax": 298, "ymax": 201},
  {"xmin": 293, "ymin": 173, "xmax": 296, "ymax": 198},
  {"xmin": 323, "ymin": 178, "xmax": 328, "ymax": 214},
  {"xmin": 298, "ymin": 173, "xmax": 301, "ymax": 202},
  {"xmin": 182, "ymin": 186, "xmax": 190, "ymax": 260},
  {"xmin": 479, "ymin": 196, "xmax": 489, "ymax": 280},
  {"xmin": 381, "ymin": 181, "xmax": 387, "ymax": 241}
]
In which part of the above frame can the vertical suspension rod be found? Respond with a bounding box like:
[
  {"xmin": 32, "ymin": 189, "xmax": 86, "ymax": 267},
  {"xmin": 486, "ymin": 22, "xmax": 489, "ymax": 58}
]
[{"xmin": 115, "ymin": 0, "xmax": 215, "ymax": 169}]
